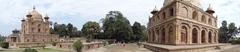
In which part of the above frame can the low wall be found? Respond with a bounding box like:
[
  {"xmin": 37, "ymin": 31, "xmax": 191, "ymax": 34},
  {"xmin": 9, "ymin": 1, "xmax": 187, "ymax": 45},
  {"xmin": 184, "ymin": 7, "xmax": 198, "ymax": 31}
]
[
  {"xmin": 56, "ymin": 42, "xmax": 104, "ymax": 50},
  {"xmin": 142, "ymin": 43, "xmax": 229, "ymax": 52}
]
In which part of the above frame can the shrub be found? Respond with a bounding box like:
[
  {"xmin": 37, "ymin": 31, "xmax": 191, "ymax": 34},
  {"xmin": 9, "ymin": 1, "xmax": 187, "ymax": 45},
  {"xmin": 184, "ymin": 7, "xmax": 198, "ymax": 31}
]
[
  {"xmin": 1, "ymin": 42, "xmax": 9, "ymax": 49},
  {"xmin": 23, "ymin": 48, "xmax": 37, "ymax": 52},
  {"xmin": 51, "ymin": 42, "xmax": 57, "ymax": 46},
  {"xmin": 230, "ymin": 40, "xmax": 240, "ymax": 44},
  {"xmin": 73, "ymin": 40, "xmax": 83, "ymax": 52}
]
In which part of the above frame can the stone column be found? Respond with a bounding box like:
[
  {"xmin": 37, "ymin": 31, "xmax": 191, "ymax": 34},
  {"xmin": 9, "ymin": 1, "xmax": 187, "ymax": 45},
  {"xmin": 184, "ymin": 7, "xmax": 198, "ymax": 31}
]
[
  {"xmin": 216, "ymin": 31, "xmax": 219, "ymax": 43},
  {"xmin": 205, "ymin": 30, "xmax": 209, "ymax": 43},
  {"xmin": 175, "ymin": 23, "xmax": 180, "ymax": 45},
  {"xmin": 198, "ymin": 29, "xmax": 201, "ymax": 44},
  {"xmin": 188, "ymin": 26, "xmax": 192, "ymax": 44},
  {"xmin": 158, "ymin": 29, "xmax": 162, "ymax": 44},
  {"xmin": 166, "ymin": 27, "xmax": 169, "ymax": 44}
]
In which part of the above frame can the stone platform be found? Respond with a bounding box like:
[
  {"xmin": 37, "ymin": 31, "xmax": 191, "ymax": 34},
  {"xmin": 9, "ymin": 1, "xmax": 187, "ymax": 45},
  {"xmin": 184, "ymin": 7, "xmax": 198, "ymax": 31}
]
[{"xmin": 142, "ymin": 43, "xmax": 230, "ymax": 52}]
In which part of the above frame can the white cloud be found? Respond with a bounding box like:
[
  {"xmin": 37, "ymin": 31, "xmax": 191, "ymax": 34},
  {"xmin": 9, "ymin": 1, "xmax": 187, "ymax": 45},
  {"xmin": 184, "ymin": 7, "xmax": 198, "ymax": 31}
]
[{"xmin": 0, "ymin": 0, "xmax": 239, "ymax": 36}]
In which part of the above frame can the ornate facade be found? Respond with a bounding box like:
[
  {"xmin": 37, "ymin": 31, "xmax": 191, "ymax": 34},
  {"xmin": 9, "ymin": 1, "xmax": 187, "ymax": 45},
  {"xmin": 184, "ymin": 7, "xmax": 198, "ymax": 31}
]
[
  {"xmin": 6, "ymin": 7, "xmax": 60, "ymax": 48},
  {"xmin": 147, "ymin": 0, "xmax": 218, "ymax": 45}
]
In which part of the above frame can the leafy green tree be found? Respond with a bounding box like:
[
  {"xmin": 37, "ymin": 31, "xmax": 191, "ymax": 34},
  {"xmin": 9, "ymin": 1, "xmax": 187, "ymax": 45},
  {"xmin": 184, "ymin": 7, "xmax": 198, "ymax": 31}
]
[
  {"xmin": 131, "ymin": 22, "xmax": 144, "ymax": 42},
  {"xmin": 1, "ymin": 42, "xmax": 9, "ymax": 49},
  {"xmin": 67, "ymin": 23, "xmax": 74, "ymax": 36},
  {"xmin": 73, "ymin": 40, "xmax": 83, "ymax": 52},
  {"xmin": 23, "ymin": 48, "xmax": 37, "ymax": 52},
  {"xmin": 228, "ymin": 23, "xmax": 238, "ymax": 40},
  {"xmin": 141, "ymin": 25, "xmax": 147, "ymax": 41},
  {"xmin": 51, "ymin": 22, "xmax": 80, "ymax": 37},
  {"xmin": 219, "ymin": 20, "xmax": 239, "ymax": 43},
  {"xmin": 0, "ymin": 35, "xmax": 5, "ymax": 43},
  {"xmin": 102, "ymin": 11, "xmax": 133, "ymax": 42},
  {"xmin": 219, "ymin": 21, "xmax": 228, "ymax": 43},
  {"xmin": 81, "ymin": 21, "xmax": 100, "ymax": 42}
]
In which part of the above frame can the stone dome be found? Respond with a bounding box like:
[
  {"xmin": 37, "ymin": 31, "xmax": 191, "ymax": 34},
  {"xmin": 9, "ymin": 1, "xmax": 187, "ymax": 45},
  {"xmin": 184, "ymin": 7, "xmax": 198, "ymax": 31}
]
[
  {"xmin": 163, "ymin": 0, "xmax": 201, "ymax": 7},
  {"xmin": 28, "ymin": 7, "xmax": 43, "ymax": 20}
]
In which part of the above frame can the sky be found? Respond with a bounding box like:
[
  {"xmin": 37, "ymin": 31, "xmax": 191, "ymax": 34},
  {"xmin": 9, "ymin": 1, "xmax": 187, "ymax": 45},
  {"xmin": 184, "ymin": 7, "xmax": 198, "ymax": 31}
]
[{"xmin": 0, "ymin": 0, "xmax": 239, "ymax": 36}]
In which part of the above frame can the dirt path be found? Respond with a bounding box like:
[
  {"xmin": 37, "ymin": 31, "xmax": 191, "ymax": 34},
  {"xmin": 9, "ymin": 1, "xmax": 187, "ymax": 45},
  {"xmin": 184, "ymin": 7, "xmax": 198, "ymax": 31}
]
[{"xmin": 85, "ymin": 43, "xmax": 152, "ymax": 52}]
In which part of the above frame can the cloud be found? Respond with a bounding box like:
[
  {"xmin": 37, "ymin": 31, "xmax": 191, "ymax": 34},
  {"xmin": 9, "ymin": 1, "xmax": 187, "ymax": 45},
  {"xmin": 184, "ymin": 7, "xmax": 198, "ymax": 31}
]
[{"xmin": 0, "ymin": 0, "xmax": 239, "ymax": 36}]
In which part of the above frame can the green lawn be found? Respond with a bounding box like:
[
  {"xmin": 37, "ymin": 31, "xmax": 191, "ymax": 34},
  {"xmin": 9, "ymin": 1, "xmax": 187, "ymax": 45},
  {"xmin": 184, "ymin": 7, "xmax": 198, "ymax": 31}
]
[{"xmin": 0, "ymin": 48, "xmax": 71, "ymax": 52}]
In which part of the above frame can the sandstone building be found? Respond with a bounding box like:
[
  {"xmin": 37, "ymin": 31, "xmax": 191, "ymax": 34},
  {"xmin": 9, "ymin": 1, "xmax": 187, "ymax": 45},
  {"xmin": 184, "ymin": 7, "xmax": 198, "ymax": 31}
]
[
  {"xmin": 6, "ymin": 7, "xmax": 60, "ymax": 48},
  {"xmin": 5, "ymin": 7, "xmax": 105, "ymax": 50},
  {"xmin": 143, "ymin": 0, "xmax": 222, "ymax": 52}
]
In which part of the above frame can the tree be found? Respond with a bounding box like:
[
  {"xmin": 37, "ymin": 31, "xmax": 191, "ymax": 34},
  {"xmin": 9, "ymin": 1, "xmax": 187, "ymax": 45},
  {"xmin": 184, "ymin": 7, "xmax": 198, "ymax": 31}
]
[
  {"xmin": 67, "ymin": 23, "xmax": 74, "ymax": 36},
  {"xmin": 219, "ymin": 20, "xmax": 239, "ymax": 43},
  {"xmin": 51, "ymin": 22, "xmax": 80, "ymax": 37},
  {"xmin": 1, "ymin": 42, "xmax": 9, "ymax": 49},
  {"xmin": 131, "ymin": 22, "xmax": 144, "ymax": 42},
  {"xmin": 73, "ymin": 40, "xmax": 83, "ymax": 52},
  {"xmin": 81, "ymin": 21, "xmax": 100, "ymax": 42},
  {"xmin": 102, "ymin": 11, "xmax": 133, "ymax": 42},
  {"xmin": 228, "ymin": 23, "xmax": 238, "ymax": 40},
  {"xmin": 219, "ymin": 21, "xmax": 228, "ymax": 43},
  {"xmin": 23, "ymin": 48, "xmax": 37, "ymax": 52}
]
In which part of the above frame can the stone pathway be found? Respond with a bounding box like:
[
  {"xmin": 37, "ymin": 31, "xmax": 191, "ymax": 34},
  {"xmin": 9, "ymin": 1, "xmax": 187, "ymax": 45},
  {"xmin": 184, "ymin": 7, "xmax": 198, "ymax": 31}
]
[
  {"xmin": 85, "ymin": 43, "xmax": 152, "ymax": 52},
  {"xmin": 220, "ymin": 45, "xmax": 240, "ymax": 52},
  {"xmin": 205, "ymin": 45, "xmax": 240, "ymax": 52}
]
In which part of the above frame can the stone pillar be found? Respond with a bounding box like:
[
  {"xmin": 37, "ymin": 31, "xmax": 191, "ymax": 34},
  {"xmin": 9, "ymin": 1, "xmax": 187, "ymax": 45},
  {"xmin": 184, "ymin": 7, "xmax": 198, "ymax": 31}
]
[
  {"xmin": 155, "ymin": 29, "xmax": 158, "ymax": 43},
  {"xmin": 166, "ymin": 27, "xmax": 169, "ymax": 44},
  {"xmin": 175, "ymin": 23, "xmax": 180, "ymax": 45},
  {"xmin": 188, "ymin": 26, "xmax": 192, "ymax": 44},
  {"xmin": 211, "ymin": 33, "xmax": 215, "ymax": 43},
  {"xmin": 198, "ymin": 29, "xmax": 201, "ymax": 44},
  {"xmin": 216, "ymin": 31, "xmax": 219, "ymax": 43},
  {"xmin": 158, "ymin": 29, "xmax": 162, "ymax": 44},
  {"xmin": 205, "ymin": 30, "xmax": 209, "ymax": 43}
]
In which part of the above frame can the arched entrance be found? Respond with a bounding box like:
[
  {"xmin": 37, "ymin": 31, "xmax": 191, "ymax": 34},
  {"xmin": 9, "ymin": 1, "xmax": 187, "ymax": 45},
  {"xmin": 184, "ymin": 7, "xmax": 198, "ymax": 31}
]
[
  {"xmin": 169, "ymin": 27, "xmax": 173, "ymax": 43},
  {"xmin": 192, "ymin": 28, "xmax": 198, "ymax": 43},
  {"xmin": 181, "ymin": 26, "xmax": 188, "ymax": 44},
  {"xmin": 201, "ymin": 30, "xmax": 206, "ymax": 43},
  {"xmin": 161, "ymin": 28, "xmax": 166, "ymax": 44},
  {"xmin": 208, "ymin": 31, "xmax": 212, "ymax": 43}
]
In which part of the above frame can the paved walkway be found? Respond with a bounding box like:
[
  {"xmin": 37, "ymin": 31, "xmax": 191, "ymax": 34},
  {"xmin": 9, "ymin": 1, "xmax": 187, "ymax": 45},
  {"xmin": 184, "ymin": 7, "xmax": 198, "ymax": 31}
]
[
  {"xmin": 205, "ymin": 45, "xmax": 240, "ymax": 52},
  {"xmin": 220, "ymin": 45, "xmax": 240, "ymax": 52},
  {"xmin": 85, "ymin": 43, "xmax": 152, "ymax": 52}
]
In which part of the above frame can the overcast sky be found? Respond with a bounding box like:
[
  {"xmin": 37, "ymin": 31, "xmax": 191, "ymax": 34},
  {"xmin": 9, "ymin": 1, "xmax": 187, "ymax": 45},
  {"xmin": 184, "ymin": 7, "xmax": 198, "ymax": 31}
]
[{"xmin": 0, "ymin": 0, "xmax": 239, "ymax": 36}]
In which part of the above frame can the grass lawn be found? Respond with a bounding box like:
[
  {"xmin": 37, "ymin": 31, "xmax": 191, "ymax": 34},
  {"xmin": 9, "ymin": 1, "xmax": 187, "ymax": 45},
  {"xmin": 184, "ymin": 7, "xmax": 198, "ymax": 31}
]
[{"xmin": 0, "ymin": 48, "xmax": 71, "ymax": 52}]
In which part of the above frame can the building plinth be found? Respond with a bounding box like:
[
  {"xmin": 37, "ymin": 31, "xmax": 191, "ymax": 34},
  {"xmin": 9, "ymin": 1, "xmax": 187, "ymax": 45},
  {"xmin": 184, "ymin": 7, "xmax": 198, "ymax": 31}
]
[{"xmin": 143, "ymin": 43, "xmax": 229, "ymax": 52}]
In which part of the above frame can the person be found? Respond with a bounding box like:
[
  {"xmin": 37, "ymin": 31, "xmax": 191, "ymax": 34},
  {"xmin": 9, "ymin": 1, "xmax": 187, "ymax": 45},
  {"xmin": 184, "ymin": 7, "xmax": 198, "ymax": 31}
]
[{"xmin": 137, "ymin": 42, "xmax": 141, "ymax": 48}]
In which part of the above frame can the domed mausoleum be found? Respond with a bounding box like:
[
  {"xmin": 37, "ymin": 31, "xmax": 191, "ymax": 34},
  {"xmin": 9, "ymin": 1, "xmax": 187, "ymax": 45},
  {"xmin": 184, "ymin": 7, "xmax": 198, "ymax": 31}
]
[{"xmin": 143, "ymin": 0, "xmax": 226, "ymax": 52}]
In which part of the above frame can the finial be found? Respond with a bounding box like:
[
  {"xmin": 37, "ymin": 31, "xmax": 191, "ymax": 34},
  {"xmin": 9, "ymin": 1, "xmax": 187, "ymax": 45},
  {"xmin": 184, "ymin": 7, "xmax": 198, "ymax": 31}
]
[
  {"xmin": 207, "ymin": 4, "xmax": 212, "ymax": 10},
  {"xmin": 44, "ymin": 14, "xmax": 49, "ymax": 19},
  {"xmin": 33, "ymin": 6, "xmax": 36, "ymax": 10},
  {"xmin": 153, "ymin": 6, "xmax": 158, "ymax": 11},
  {"xmin": 45, "ymin": 14, "xmax": 48, "ymax": 17}
]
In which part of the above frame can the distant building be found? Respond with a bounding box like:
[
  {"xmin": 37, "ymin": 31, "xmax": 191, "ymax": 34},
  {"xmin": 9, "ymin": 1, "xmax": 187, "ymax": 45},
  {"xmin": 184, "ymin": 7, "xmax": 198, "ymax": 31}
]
[
  {"xmin": 5, "ymin": 7, "xmax": 105, "ymax": 50},
  {"xmin": 143, "ymin": 0, "xmax": 222, "ymax": 52},
  {"xmin": 6, "ymin": 7, "xmax": 60, "ymax": 48}
]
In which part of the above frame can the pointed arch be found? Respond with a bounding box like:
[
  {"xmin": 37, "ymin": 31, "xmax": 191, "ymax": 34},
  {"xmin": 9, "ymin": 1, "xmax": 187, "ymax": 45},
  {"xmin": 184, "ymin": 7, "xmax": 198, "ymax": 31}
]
[
  {"xmin": 192, "ymin": 11, "xmax": 198, "ymax": 20},
  {"xmin": 169, "ymin": 7, "xmax": 174, "ymax": 16},
  {"xmin": 180, "ymin": 6, "xmax": 188, "ymax": 18},
  {"xmin": 201, "ymin": 30, "xmax": 206, "ymax": 43},
  {"xmin": 168, "ymin": 26, "xmax": 174, "ymax": 43},
  {"xmin": 161, "ymin": 28, "xmax": 166, "ymax": 44},
  {"xmin": 201, "ymin": 15, "xmax": 206, "ymax": 23},
  {"xmin": 181, "ymin": 26, "xmax": 188, "ymax": 44},
  {"xmin": 208, "ymin": 18, "xmax": 212, "ymax": 25},
  {"xmin": 192, "ymin": 28, "xmax": 198, "ymax": 43},
  {"xmin": 208, "ymin": 31, "xmax": 212, "ymax": 43}
]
